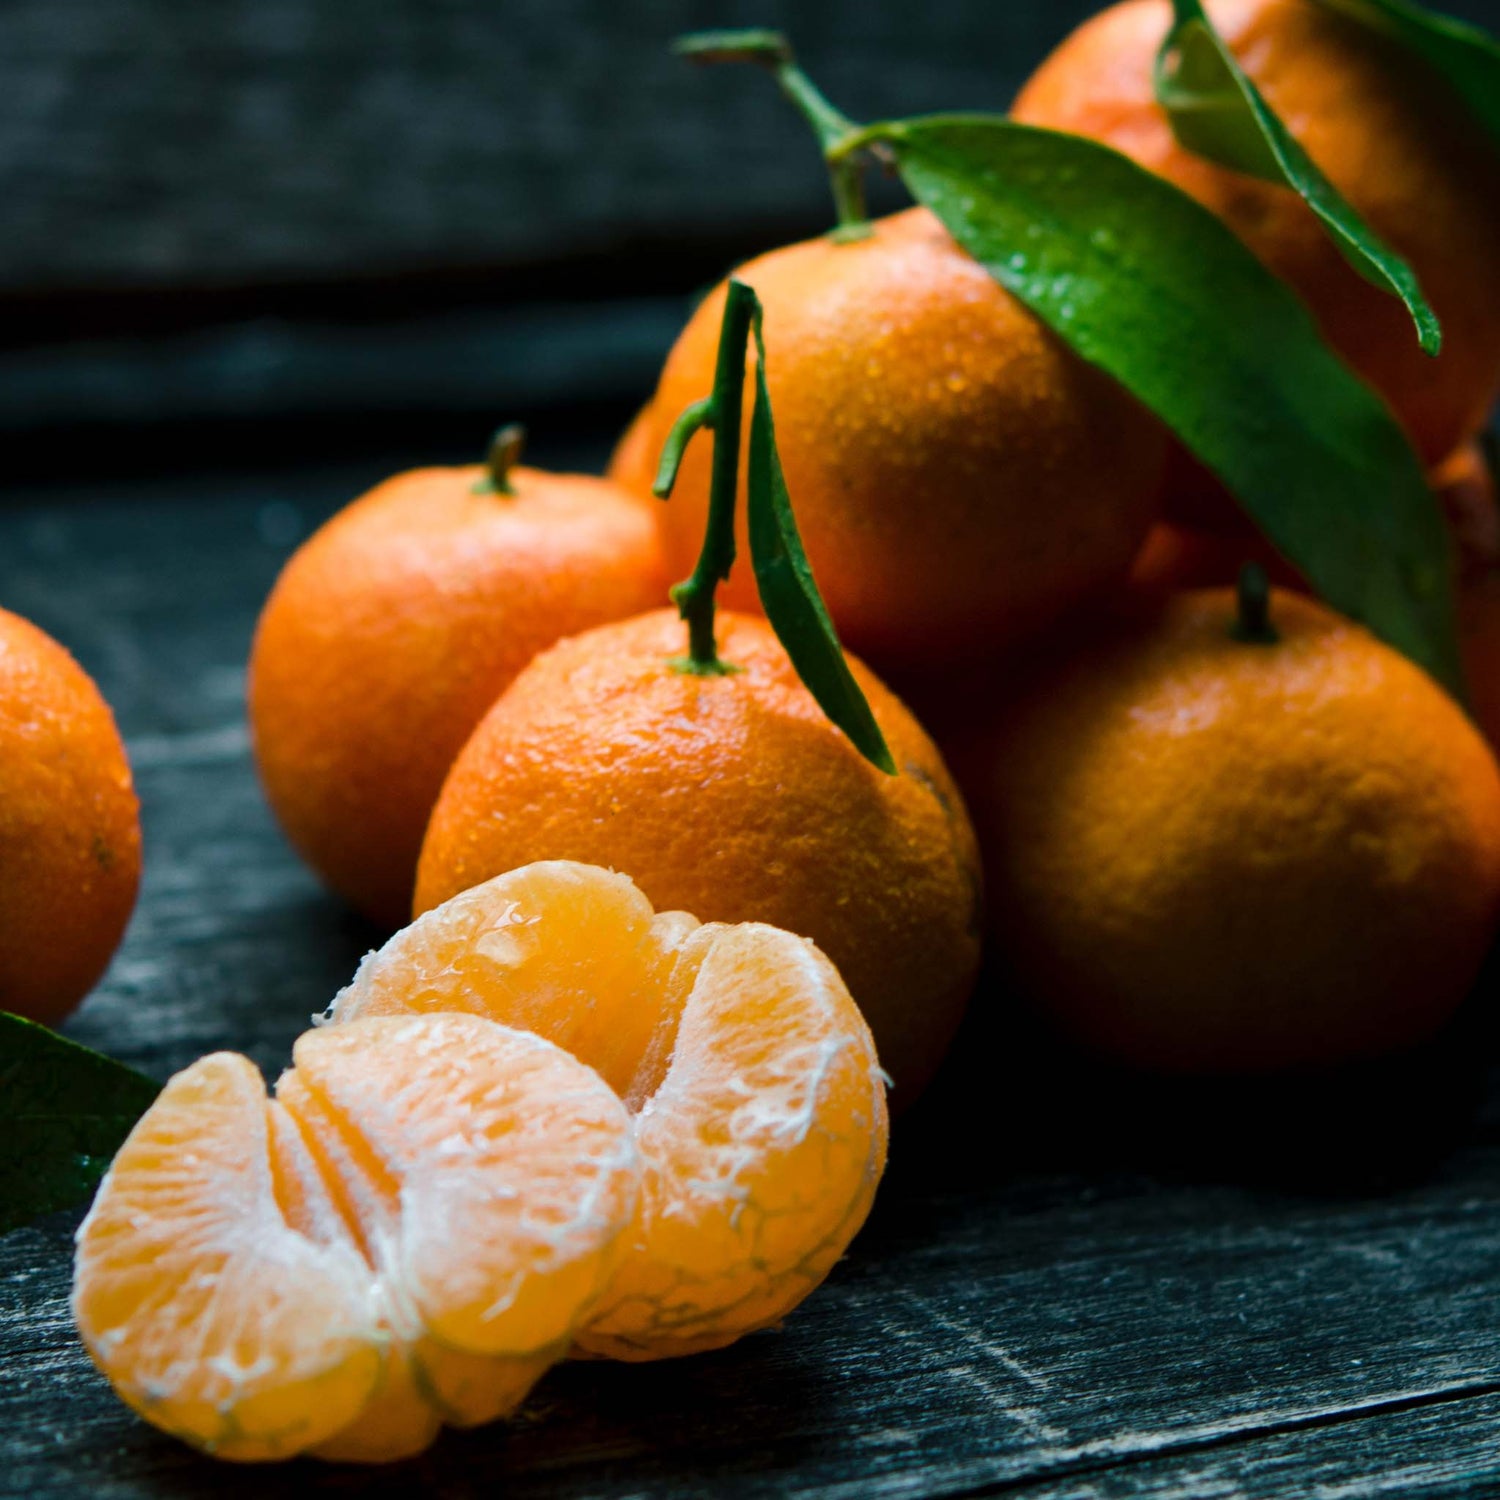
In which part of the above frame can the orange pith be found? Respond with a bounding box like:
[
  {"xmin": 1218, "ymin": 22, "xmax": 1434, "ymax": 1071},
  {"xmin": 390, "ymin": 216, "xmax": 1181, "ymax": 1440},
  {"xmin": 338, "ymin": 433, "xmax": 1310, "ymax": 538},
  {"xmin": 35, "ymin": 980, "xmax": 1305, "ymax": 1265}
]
[
  {"xmin": 1013, "ymin": 0, "xmax": 1500, "ymax": 496},
  {"xmin": 414, "ymin": 608, "xmax": 982, "ymax": 1104},
  {"xmin": 611, "ymin": 207, "xmax": 1166, "ymax": 670},
  {"xmin": 332, "ymin": 861, "xmax": 891, "ymax": 1361},
  {"xmin": 74, "ymin": 1013, "xmax": 639, "ymax": 1463},
  {"xmin": 950, "ymin": 587, "xmax": 1500, "ymax": 1072},
  {"xmin": 0, "ymin": 608, "xmax": 141, "ymax": 1025},
  {"xmin": 248, "ymin": 461, "xmax": 667, "ymax": 926}
]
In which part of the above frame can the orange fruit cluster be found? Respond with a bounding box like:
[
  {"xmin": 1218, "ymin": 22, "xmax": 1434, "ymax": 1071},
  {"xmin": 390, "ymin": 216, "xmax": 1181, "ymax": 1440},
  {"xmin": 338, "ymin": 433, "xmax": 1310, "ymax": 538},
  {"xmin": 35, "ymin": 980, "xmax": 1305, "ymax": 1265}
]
[
  {"xmin": 74, "ymin": 862, "xmax": 888, "ymax": 1461},
  {"xmin": 67, "ymin": 1, "xmax": 1500, "ymax": 1465}
]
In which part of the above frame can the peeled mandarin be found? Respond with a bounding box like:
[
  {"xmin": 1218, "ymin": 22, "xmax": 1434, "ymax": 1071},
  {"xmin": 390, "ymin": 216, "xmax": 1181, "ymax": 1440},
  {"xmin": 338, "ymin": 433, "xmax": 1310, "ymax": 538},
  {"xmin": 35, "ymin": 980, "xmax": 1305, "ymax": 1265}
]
[
  {"xmin": 74, "ymin": 1013, "xmax": 639, "ymax": 1462},
  {"xmin": 331, "ymin": 860, "xmax": 890, "ymax": 1360}
]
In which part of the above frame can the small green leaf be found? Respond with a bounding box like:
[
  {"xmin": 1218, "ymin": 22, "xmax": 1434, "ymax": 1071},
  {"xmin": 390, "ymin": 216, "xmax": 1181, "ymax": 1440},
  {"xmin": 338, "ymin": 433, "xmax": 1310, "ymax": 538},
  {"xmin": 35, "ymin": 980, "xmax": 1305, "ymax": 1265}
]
[
  {"xmin": 745, "ymin": 301, "xmax": 896, "ymax": 775},
  {"xmin": 1320, "ymin": 0, "xmax": 1500, "ymax": 143},
  {"xmin": 0, "ymin": 1013, "xmax": 158, "ymax": 1232},
  {"xmin": 1156, "ymin": 0, "xmax": 1440, "ymax": 353},
  {"xmin": 861, "ymin": 114, "xmax": 1461, "ymax": 693}
]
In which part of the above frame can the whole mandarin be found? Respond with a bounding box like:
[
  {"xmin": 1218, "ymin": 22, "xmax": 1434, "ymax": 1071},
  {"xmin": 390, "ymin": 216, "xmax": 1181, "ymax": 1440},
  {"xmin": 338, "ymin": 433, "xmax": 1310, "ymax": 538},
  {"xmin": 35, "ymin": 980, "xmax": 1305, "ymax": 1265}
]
[
  {"xmin": 610, "ymin": 208, "xmax": 1166, "ymax": 672},
  {"xmin": 0, "ymin": 609, "xmax": 140, "ymax": 1025},
  {"xmin": 1014, "ymin": 0, "xmax": 1500, "ymax": 516},
  {"xmin": 415, "ymin": 609, "xmax": 982, "ymax": 1104},
  {"xmin": 248, "ymin": 443, "xmax": 667, "ymax": 927},
  {"xmin": 948, "ymin": 585, "xmax": 1500, "ymax": 1073}
]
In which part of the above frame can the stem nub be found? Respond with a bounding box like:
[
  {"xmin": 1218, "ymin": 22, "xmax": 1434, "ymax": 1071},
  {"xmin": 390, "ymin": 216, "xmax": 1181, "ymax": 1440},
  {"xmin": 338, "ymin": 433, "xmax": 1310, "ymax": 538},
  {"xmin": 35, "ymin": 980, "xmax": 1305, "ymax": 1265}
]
[
  {"xmin": 661, "ymin": 280, "xmax": 759, "ymax": 676},
  {"xmin": 675, "ymin": 30, "xmax": 872, "ymax": 240},
  {"xmin": 1231, "ymin": 561, "xmax": 1279, "ymax": 644},
  {"xmin": 475, "ymin": 423, "xmax": 525, "ymax": 496}
]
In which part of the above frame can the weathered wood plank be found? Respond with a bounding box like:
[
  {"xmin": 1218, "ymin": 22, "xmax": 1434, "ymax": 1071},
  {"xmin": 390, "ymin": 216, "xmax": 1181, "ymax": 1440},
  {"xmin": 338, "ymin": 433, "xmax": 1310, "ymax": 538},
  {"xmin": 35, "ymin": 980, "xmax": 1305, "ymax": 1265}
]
[
  {"xmin": 4, "ymin": 450, "xmax": 1500, "ymax": 1497},
  {"xmin": 7, "ymin": 0, "xmax": 1489, "ymax": 298},
  {"xmin": 0, "ymin": 0, "xmax": 1097, "ymax": 293}
]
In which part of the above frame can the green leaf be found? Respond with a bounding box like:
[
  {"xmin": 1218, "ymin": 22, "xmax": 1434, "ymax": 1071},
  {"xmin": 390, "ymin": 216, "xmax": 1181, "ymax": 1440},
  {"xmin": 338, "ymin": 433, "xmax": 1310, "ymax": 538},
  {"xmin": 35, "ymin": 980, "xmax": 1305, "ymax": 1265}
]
[
  {"xmin": 745, "ymin": 299, "xmax": 897, "ymax": 775},
  {"xmin": 860, "ymin": 114, "xmax": 1461, "ymax": 693},
  {"xmin": 1155, "ymin": 0, "xmax": 1440, "ymax": 353},
  {"xmin": 0, "ymin": 1013, "xmax": 158, "ymax": 1233},
  {"xmin": 1320, "ymin": 0, "xmax": 1500, "ymax": 143}
]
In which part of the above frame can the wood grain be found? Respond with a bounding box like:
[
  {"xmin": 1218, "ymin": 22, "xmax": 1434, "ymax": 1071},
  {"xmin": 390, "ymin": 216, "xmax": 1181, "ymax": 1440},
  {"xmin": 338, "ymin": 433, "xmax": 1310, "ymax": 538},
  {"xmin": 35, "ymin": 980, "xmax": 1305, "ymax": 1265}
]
[{"xmin": 3, "ymin": 444, "xmax": 1500, "ymax": 1496}]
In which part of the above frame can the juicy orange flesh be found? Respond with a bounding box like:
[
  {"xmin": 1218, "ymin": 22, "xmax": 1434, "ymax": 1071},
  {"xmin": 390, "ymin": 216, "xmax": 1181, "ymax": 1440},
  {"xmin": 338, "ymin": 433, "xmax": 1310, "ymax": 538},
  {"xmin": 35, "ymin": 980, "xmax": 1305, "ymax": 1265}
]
[
  {"xmin": 73, "ymin": 1013, "xmax": 639, "ymax": 1463},
  {"xmin": 333, "ymin": 860, "xmax": 890, "ymax": 1361},
  {"xmin": 332, "ymin": 861, "xmax": 704, "ymax": 1105}
]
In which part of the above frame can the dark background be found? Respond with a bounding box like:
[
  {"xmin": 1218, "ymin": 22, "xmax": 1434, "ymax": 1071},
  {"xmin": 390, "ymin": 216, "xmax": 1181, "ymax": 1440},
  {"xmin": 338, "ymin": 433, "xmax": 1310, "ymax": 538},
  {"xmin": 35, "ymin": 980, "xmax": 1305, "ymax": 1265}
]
[{"xmin": 4, "ymin": 0, "xmax": 1494, "ymax": 488}]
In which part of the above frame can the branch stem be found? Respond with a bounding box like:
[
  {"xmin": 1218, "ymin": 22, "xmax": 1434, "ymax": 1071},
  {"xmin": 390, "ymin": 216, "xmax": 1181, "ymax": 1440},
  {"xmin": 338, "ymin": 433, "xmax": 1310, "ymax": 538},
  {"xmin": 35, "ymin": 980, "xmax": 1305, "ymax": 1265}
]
[
  {"xmin": 665, "ymin": 279, "xmax": 758, "ymax": 675},
  {"xmin": 675, "ymin": 30, "xmax": 871, "ymax": 238}
]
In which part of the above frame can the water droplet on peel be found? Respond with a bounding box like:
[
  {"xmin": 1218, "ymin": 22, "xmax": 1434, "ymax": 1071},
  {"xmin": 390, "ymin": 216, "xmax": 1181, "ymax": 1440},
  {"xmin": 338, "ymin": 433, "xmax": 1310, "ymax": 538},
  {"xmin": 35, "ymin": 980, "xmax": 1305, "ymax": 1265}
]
[
  {"xmin": 1007, "ymin": 252, "xmax": 1027, "ymax": 272},
  {"xmin": 945, "ymin": 373, "xmax": 968, "ymax": 393}
]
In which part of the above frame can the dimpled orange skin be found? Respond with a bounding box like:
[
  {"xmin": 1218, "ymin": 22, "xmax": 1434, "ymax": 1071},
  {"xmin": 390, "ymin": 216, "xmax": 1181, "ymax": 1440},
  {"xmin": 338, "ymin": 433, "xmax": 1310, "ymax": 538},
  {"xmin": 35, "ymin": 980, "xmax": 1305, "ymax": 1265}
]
[
  {"xmin": 950, "ymin": 587, "xmax": 1500, "ymax": 1073},
  {"xmin": 248, "ymin": 464, "xmax": 667, "ymax": 927},
  {"xmin": 415, "ymin": 609, "xmax": 983, "ymax": 1104},
  {"xmin": 1014, "ymin": 0, "xmax": 1500, "ymax": 491},
  {"xmin": 0, "ymin": 609, "xmax": 140, "ymax": 1024},
  {"xmin": 611, "ymin": 208, "xmax": 1166, "ymax": 671}
]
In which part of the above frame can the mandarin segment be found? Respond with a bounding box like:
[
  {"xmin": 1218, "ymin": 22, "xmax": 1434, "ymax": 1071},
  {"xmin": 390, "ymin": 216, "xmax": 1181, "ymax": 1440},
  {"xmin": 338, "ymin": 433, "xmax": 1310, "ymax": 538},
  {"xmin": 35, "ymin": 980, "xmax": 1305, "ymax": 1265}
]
[
  {"xmin": 73, "ymin": 1053, "xmax": 382, "ymax": 1462},
  {"xmin": 333, "ymin": 861, "xmax": 890, "ymax": 1362},
  {"xmin": 282, "ymin": 1016, "xmax": 641, "ymax": 1358},
  {"xmin": 332, "ymin": 862, "xmax": 702, "ymax": 1100},
  {"xmin": 579, "ymin": 921, "xmax": 889, "ymax": 1361},
  {"xmin": 74, "ymin": 1014, "xmax": 641, "ymax": 1463}
]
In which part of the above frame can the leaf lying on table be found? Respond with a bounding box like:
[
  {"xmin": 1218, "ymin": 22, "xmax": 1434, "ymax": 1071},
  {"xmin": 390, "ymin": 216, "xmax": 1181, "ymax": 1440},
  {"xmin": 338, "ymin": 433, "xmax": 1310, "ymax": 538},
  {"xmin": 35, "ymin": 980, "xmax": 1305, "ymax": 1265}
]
[
  {"xmin": 1320, "ymin": 0, "xmax": 1500, "ymax": 144},
  {"xmin": 1155, "ymin": 0, "xmax": 1439, "ymax": 353},
  {"xmin": 857, "ymin": 113, "xmax": 1462, "ymax": 696},
  {"xmin": 0, "ymin": 1013, "xmax": 158, "ymax": 1233}
]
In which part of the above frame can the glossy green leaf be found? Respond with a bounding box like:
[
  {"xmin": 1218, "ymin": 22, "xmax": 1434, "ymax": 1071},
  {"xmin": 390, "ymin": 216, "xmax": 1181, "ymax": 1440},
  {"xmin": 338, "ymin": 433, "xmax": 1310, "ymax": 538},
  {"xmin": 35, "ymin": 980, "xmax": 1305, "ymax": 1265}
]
[
  {"xmin": 858, "ymin": 114, "xmax": 1460, "ymax": 692},
  {"xmin": 745, "ymin": 298, "xmax": 896, "ymax": 775},
  {"xmin": 1320, "ymin": 0, "xmax": 1500, "ymax": 142},
  {"xmin": 0, "ymin": 1013, "xmax": 158, "ymax": 1233},
  {"xmin": 1156, "ymin": 0, "xmax": 1439, "ymax": 353}
]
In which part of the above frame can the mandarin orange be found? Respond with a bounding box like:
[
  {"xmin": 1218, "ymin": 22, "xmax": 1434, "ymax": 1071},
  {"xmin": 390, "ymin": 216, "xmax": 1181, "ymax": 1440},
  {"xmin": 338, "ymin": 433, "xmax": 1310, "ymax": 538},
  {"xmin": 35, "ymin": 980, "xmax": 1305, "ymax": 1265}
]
[
  {"xmin": 331, "ymin": 860, "xmax": 889, "ymax": 1360},
  {"xmin": 248, "ymin": 431, "xmax": 667, "ymax": 926},
  {"xmin": 415, "ymin": 609, "xmax": 981, "ymax": 1103},
  {"xmin": 0, "ymin": 608, "xmax": 140, "ymax": 1024},
  {"xmin": 74, "ymin": 1012, "xmax": 640, "ymax": 1462},
  {"xmin": 610, "ymin": 208, "xmax": 1166, "ymax": 671},
  {"xmin": 948, "ymin": 583, "xmax": 1500, "ymax": 1072},
  {"xmin": 1014, "ymin": 0, "xmax": 1500, "ymax": 521}
]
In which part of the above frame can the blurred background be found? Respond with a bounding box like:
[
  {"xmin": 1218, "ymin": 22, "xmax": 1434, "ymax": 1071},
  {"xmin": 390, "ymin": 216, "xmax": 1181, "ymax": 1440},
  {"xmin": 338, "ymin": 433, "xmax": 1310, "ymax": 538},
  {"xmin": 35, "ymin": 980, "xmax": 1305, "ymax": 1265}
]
[{"xmin": 3, "ymin": 0, "xmax": 1499, "ymax": 487}]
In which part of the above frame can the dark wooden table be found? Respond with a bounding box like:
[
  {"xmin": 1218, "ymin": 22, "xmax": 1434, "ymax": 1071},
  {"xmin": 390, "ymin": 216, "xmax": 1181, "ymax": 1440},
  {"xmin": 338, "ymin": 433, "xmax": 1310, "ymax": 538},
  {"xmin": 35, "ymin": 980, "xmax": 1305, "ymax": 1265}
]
[{"xmin": 5, "ymin": 431, "xmax": 1500, "ymax": 1499}]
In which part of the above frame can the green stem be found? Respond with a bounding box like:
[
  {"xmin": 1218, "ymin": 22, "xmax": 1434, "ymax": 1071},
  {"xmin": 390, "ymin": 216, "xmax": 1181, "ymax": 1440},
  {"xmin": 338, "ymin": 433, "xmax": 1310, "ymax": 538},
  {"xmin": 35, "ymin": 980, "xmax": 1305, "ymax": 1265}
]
[
  {"xmin": 1231, "ymin": 561, "xmax": 1279, "ymax": 644},
  {"xmin": 474, "ymin": 423, "xmax": 525, "ymax": 495},
  {"xmin": 675, "ymin": 30, "xmax": 871, "ymax": 239},
  {"xmin": 664, "ymin": 279, "xmax": 758, "ymax": 675}
]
